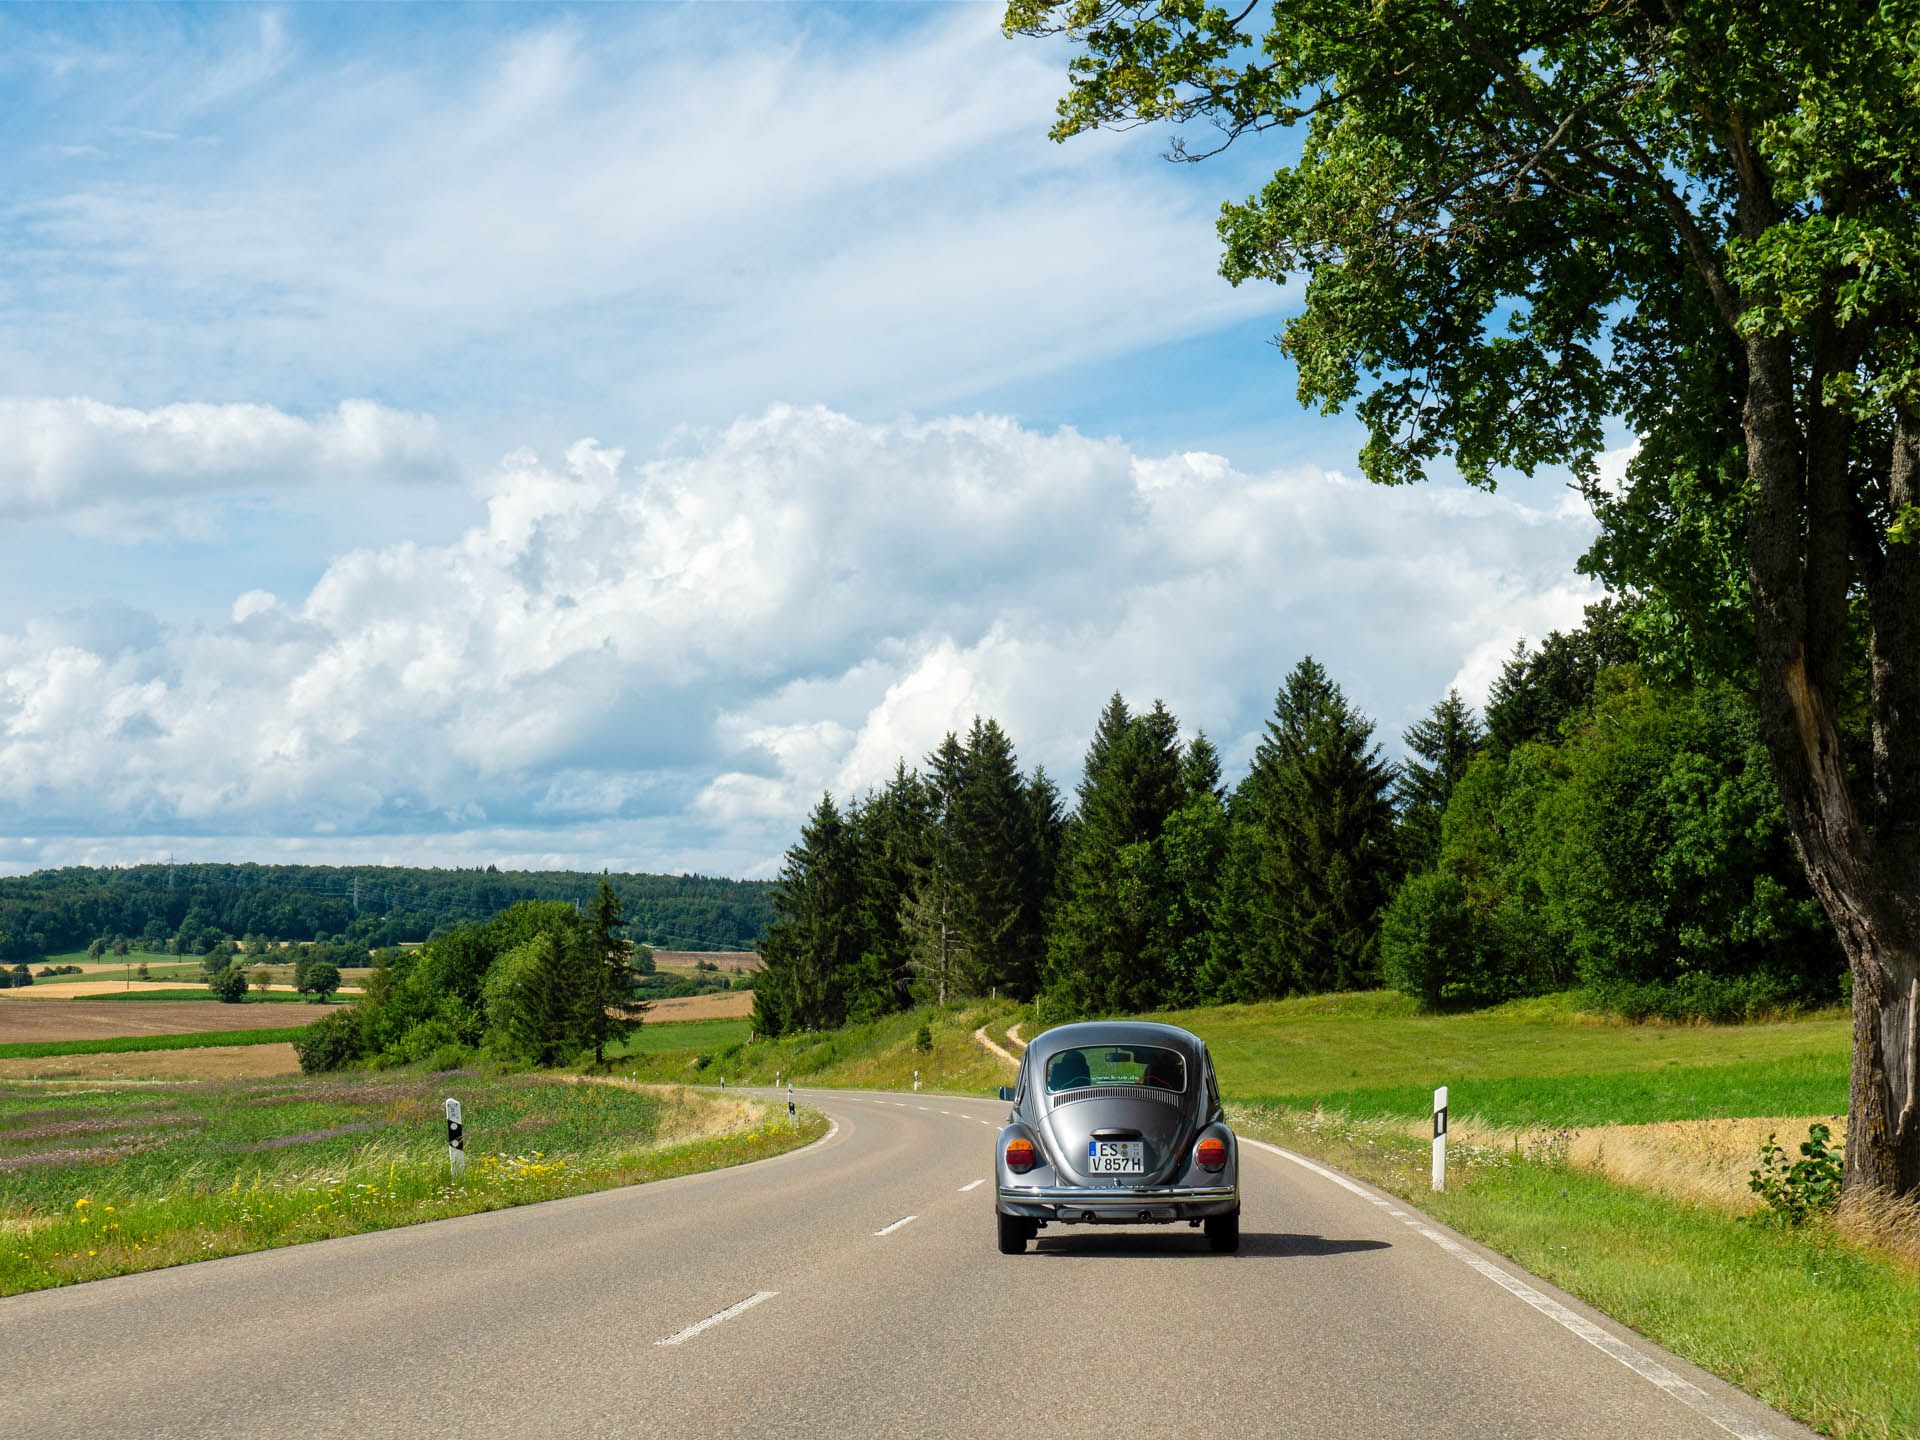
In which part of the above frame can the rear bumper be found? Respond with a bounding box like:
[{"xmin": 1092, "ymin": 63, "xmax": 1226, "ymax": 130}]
[{"xmin": 996, "ymin": 1183, "xmax": 1238, "ymax": 1224}]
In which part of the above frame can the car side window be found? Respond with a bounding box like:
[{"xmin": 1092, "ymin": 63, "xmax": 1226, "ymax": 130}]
[{"xmin": 1205, "ymin": 1052, "xmax": 1222, "ymax": 1117}]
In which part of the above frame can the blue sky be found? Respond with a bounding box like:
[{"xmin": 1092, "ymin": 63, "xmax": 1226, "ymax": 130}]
[{"xmin": 0, "ymin": 3, "xmax": 1602, "ymax": 878}]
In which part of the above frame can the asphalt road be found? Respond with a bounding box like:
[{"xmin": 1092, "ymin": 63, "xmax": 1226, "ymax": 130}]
[{"xmin": 2, "ymin": 1087, "xmax": 1814, "ymax": 1440}]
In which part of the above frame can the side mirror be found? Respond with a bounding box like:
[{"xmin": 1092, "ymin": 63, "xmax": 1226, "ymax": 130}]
[{"xmin": 998, "ymin": 1086, "xmax": 1016, "ymax": 1103}]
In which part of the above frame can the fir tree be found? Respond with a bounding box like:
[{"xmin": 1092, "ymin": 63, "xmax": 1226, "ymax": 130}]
[
  {"xmin": 844, "ymin": 765, "xmax": 933, "ymax": 1020},
  {"xmin": 585, "ymin": 877, "xmax": 648, "ymax": 1065},
  {"xmin": 753, "ymin": 793, "xmax": 862, "ymax": 1036},
  {"xmin": 1043, "ymin": 698, "xmax": 1187, "ymax": 1015},
  {"xmin": 1394, "ymin": 692, "xmax": 1485, "ymax": 873},
  {"xmin": 1218, "ymin": 658, "xmax": 1397, "ymax": 997}
]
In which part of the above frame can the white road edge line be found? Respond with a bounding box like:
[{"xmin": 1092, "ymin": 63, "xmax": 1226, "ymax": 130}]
[
  {"xmin": 656, "ymin": 1291, "xmax": 778, "ymax": 1347},
  {"xmin": 1237, "ymin": 1137, "xmax": 1786, "ymax": 1440},
  {"xmin": 958, "ymin": 1178, "xmax": 986, "ymax": 1192},
  {"xmin": 873, "ymin": 1214, "xmax": 919, "ymax": 1236}
]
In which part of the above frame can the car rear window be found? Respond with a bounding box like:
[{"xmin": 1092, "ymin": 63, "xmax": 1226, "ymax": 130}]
[{"xmin": 1044, "ymin": 1045, "xmax": 1186, "ymax": 1094}]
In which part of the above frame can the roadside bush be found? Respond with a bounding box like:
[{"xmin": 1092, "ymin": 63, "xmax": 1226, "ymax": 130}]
[
  {"xmin": 914, "ymin": 1022, "xmax": 934, "ymax": 1053},
  {"xmin": 294, "ymin": 1009, "xmax": 370, "ymax": 1072},
  {"xmin": 1749, "ymin": 1123, "xmax": 1844, "ymax": 1224},
  {"xmin": 1585, "ymin": 972, "xmax": 1802, "ymax": 1023}
]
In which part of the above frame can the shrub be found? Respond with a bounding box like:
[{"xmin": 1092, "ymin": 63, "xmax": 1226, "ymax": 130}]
[
  {"xmin": 9, "ymin": 964, "xmax": 32, "ymax": 988},
  {"xmin": 1749, "ymin": 1123, "xmax": 1844, "ymax": 1224},
  {"xmin": 914, "ymin": 1022, "xmax": 934, "ymax": 1053},
  {"xmin": 209, "ymin": 964, "xmax": 250, "ymax": 1003},
  {"xmin": 295, "ymin": 1010, "xmax": 370, "ymax": 1073}
]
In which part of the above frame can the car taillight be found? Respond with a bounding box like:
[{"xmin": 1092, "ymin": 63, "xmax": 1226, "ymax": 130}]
[
  {"xmin": 1196, "ymin": 1137, "xmax": 1228, "ymax": 1172},
  {"xmin": 1005, "ymin": 1137, "xmax": 1038, "ymax": 1173}
]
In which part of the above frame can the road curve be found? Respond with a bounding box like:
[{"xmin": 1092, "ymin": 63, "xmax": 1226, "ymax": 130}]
[{"xmin": 2, "ymin": 1087, "xmax": 1812, "ymax": 1440}]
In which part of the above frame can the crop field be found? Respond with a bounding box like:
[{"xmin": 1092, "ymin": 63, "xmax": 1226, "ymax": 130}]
[
  {"xmin": 650, "ymin": 950, "xmax": 762, "ymax": 973},
  {"xmin": 0, "ymin": 999, "xmax": 323, "ymax": 1045},
  {"xmin": 0, "ymin": 1073, "xmax": 823, "ymax": 1296},
  {"xmin": 0, "ymin": 1044, "xmax": 303, "ymax": 1081}
]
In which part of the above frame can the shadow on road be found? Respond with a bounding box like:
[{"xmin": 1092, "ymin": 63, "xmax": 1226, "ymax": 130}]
[{"xmin": 1030, "ymin": 1231, "xmax": 1392, "ymax": 1259}]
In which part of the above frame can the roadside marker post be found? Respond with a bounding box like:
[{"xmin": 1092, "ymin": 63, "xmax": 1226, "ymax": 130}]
[
  {"xmin": 786, "ymin": 1080, "xmax": 796, "ymax": 1128},
  {"xmin": 445, "ymin": 1098, "xmax": 467, "ymax": 1181},
  {"xmin": 913, "ymin": 1070, "xmax": 920, "ymax": 1092},
  {"xmin": 1431, "ymin": 1086, "xmax": 1448, "ymax": 1192}
]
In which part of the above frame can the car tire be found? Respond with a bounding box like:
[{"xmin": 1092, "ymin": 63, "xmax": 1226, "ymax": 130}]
[
  {"xmin": 1205, "ymin": 1210, "xmax": 1240, "ymax": 1254},
  {"xmin": 997, "ymin": 1212, "xmax": 1030, "ymax": 1255}
]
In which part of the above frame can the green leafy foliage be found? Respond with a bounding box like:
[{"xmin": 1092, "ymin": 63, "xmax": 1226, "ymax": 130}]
[{"xmin": 1748, "ymin": 1123, "xmax": 1846, "ymax": 1225}]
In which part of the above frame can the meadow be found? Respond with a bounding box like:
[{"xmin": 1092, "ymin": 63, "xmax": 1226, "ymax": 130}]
[{"xmin": 0, "ymin": 1072, "xmax": 822, "ymax": 1296}]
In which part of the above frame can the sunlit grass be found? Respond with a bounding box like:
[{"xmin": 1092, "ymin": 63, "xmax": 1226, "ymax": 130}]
[{"xmin": 0, "ymin": 1072, "xmax": 821, "ymax": 1295}]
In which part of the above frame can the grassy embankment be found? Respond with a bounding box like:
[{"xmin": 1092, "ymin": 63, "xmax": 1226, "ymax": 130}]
[
  {"xmin": 612, "ymin": 999, "xmax": 1021, "ymax": 1095},
  {"xmin": 625, "ymin": 990, "xmax": 1905, "ymax": 1439},
  {"xmin": 0, "ymin": 1072, "xmax": 824, "ymax": 1296}
]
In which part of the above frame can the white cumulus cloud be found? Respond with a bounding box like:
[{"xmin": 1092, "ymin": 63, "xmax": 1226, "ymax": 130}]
[
  {"xmin": 0, "ymin": 396, "xmax": 447, "ymax": 534},
  {"xmin": 0, "ymin": 405, "xmax": 1597, "ymax": 876}
]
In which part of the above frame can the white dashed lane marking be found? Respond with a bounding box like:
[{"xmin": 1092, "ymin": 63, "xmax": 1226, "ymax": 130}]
[
  {"xmin": 958, "ymin": 1178, "xmax": 986, "ymax": 1192},
  {"xmin": 873, "ymin": 1215, "xmax": 919, "ymax": 1237},
  {"xmin": 656, "ymin": 1292, "xmax": 778, "ymax": 1347}
]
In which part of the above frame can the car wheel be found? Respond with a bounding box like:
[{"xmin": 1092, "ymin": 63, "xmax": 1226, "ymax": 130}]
[
  {"xmin": 997, "ymin": 1212, "xmax": 1030, "ymax": 1255},
  {"xmin": 1204, "ymin": 1210, "xmax": 1240, "ymax": 1254}
]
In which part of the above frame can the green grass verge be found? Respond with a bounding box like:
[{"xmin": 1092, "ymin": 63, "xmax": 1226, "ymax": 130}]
[
  {"xmin": 0, "ymin": 1027, "xmax": 315, "ymax": 1060},
  {"xmin": 0, "ymin": 1071, "xmax": 825, "ymax": 1295},
  {"xmin": 1235, "ymin": 1105, "xmax": 1914, "ymax": 1440},
  {"xmin": 617, "ymin": 999, "xmax": 1021, "ymax": 1095}
]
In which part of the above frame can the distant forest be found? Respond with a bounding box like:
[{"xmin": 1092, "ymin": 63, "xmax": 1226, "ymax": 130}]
[{"xmin": 0, "ymin": 863, "xmax": 774, "ymax": 961}]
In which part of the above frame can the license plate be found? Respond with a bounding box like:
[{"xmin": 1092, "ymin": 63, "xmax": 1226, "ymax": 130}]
[{"xmin": 1087, "ymin": 1140, "xmax": 1145, "ymax": 1174}]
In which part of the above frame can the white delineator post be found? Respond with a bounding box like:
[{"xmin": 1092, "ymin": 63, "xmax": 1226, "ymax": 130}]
[
  {"xmin": 913, "ymin": 1070, "xmax": 920, "ymax": 1092},
  {"xmin": 786, "ymin": 1080, "xmax": 796, "ymax": 1128},
  {"xmin": 445, "ymin": 1098, "xmax": 467, "ymax": 1181},
  {"xmin": 1431, "ymin": 1085, "xmax": 1448, "ymax": 1192}
]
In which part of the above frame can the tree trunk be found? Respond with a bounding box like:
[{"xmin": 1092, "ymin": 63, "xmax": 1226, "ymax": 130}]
[{"xmin": 1746, "ymin": 336, "xmax": 1920, "ymax": 1198}]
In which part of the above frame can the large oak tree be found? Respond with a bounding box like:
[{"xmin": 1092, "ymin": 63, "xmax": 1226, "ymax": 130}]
[{"xmin": 1008, "ymin": 0, "xmax": 1920, "ymax": 1195}]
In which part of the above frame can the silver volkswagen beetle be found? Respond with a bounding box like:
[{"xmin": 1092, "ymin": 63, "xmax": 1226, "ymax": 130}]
[{"xmin": 994, "ymin": 1020, "xmax": 1239, "ymax": 1254}]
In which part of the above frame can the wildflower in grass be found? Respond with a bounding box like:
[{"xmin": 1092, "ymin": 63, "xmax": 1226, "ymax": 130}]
[{"xmin": 74, "ymin": 1198, "xmax": 90, "ymax": 1209}]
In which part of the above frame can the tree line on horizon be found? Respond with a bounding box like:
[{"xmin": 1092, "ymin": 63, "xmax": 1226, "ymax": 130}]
[
  {"xmin": 0, "ymin": 862, "xmax": 773, "ymax": 963},
  {"xmin": 752, "ymin": 601, "xmax": 1845, "ymax": 1035}
]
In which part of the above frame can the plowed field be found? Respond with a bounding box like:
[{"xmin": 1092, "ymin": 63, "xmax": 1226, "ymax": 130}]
[{"xmin": 0, "ymin": 999, "xmax": 311, "ymax": 1045}]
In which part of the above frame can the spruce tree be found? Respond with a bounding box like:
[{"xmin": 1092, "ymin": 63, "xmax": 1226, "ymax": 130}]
[
  {"xmin": 1394, "ymin": 692, "xmax": 1484, "ymax": 873},
  {"xmin": 1226, "ymin": 658, "xmax": 1397, "ymax": 996},
  {"xmin": 585, "ymin": 877, "xmax": 648, "ymax": 1065},
  {"xmin": 1043, "ymin": 698, "xmax": 1187, "ymax": 1016},
  {"xmin": 753, "ymin": 793, "xmax": 862, "ymax": 1036},
  {"xmin": 950, "ymin": 718, "xmax": 1040, "ymax": 999},
  {"xmin": 844, "ymin": 765, "xmax": 933, "ymax": 1020}
]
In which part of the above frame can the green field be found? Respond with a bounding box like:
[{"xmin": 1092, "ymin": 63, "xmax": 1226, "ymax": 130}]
[
  {"xmin": 610, "ymin": 1017, "xmax": 752, "ymax": 1057},
  {"xmin": 1160, "ymin": 992, "xmax": 1850, "ymax": 1124},
  {"xmin": 0, "ymin": 1027, "xmax": 315, "ymax": 1060},
  {"xmin": 0, "ymin": 1072, "xmax": 823, "ymax": 1295}
]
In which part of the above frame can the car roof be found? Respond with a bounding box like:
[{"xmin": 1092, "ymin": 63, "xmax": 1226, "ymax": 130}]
[{"xmin": 1025, "ymin": 1020, "xmax": 1205, "ymax": 1064}]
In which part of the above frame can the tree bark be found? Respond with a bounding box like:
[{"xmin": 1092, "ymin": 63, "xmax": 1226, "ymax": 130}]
[{"xmin": 1747, "ymin": 333, "xmax": 1920, "ymax": 1197}]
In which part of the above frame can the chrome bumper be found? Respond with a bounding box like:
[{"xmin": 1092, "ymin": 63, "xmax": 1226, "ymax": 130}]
[
  {"xmin": 997, "ymin": 1182, "xmax": 1238, "ymax": 1223},
  {"xmin": 998, "ymin": 1184, "xmax": 1236, "ymax": 1204}
]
